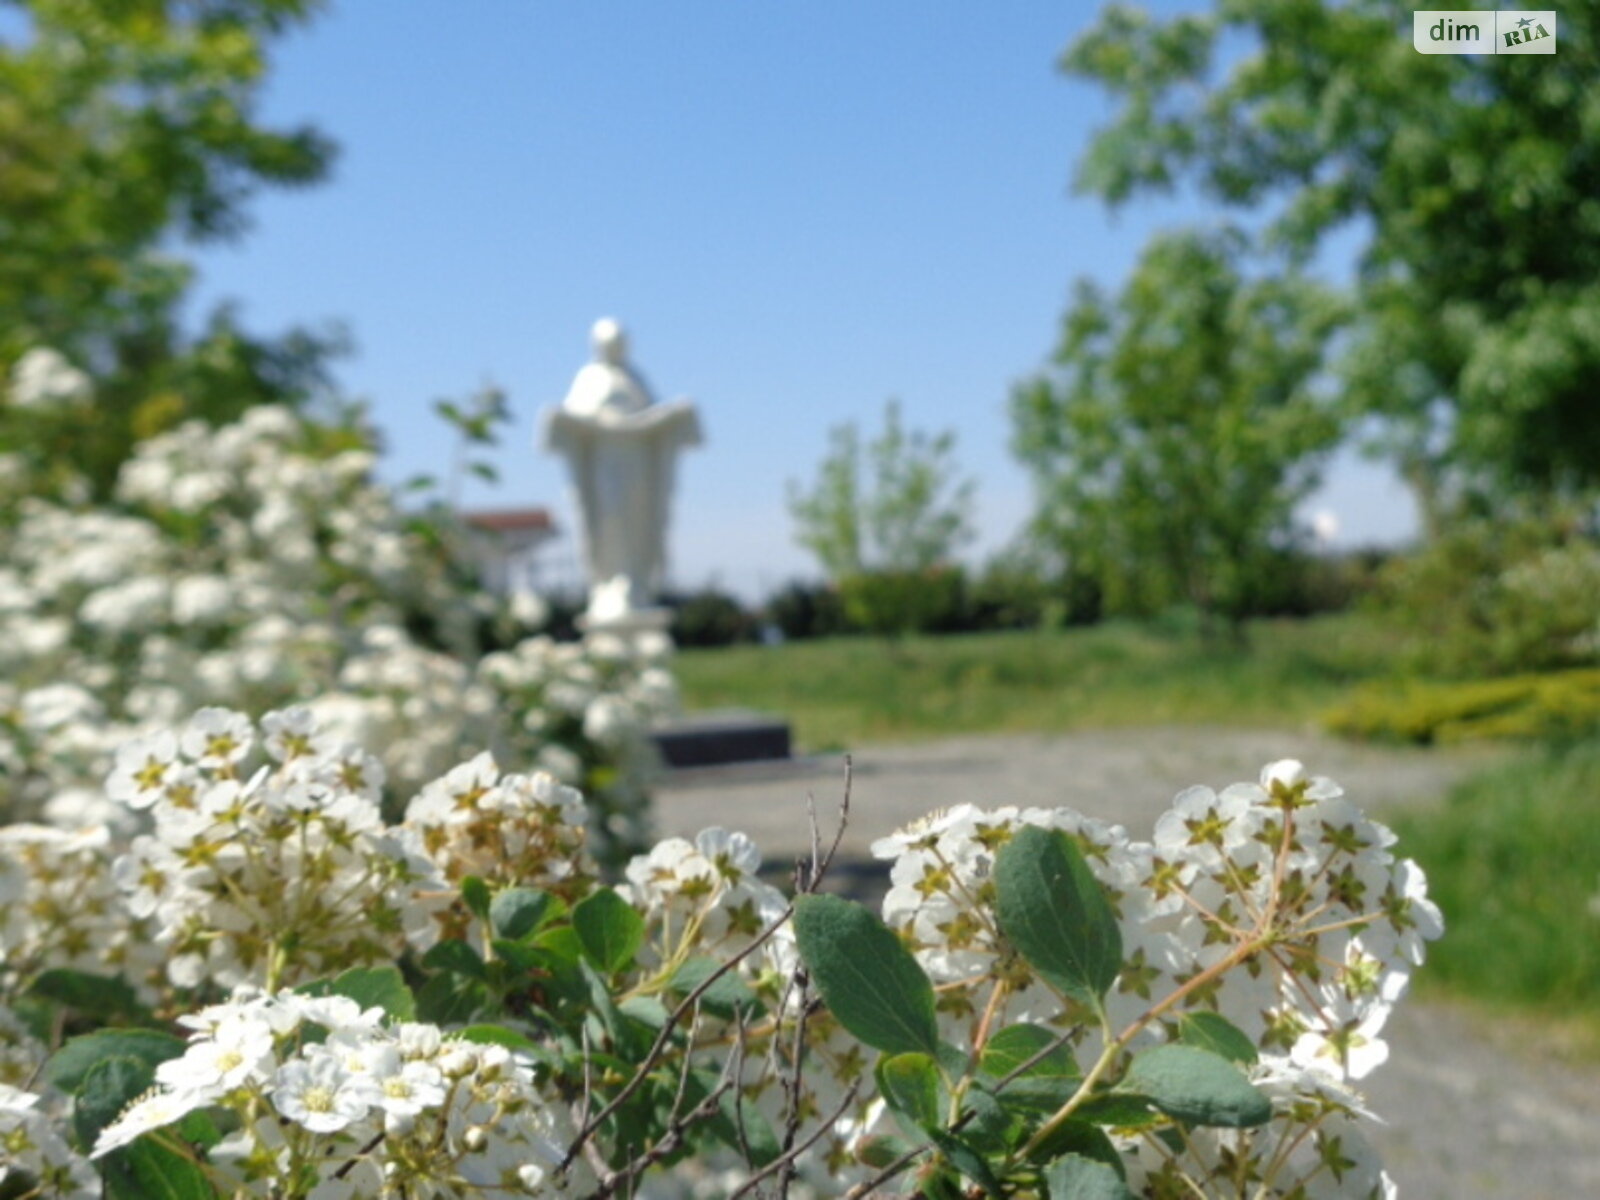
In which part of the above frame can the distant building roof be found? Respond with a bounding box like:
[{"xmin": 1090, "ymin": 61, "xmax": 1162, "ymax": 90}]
[{"xmin": 461, "ymin": 508, "xmax": 557, "ymax": 535}]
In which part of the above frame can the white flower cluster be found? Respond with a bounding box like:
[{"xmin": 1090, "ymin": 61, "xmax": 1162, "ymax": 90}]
[
  {"xmin": 0, "ymin": 401, "xmax": 676, "ymax": 855},
  {"xmin": 108, "ymin": 707, "xmax": 447, "ymax": 991},
  {"xmin": 1131, "ymin": 1058, "xmax": 1392, "ymax": 1199},
  {"xmin": 6, "ymin": 347, "xmax": 92, "ymax": 412},
  {"xmin": 0, "ymin": 824, "xmax": 160, "ymax": 995},
  {"xmin": 93, "ymin": 990, "xmax": 587, "ymax": 1197},
  {"xmin": 0, "ymin": 1003, "xmax": 93, "ymax": 1196},
  {"xmin": 0, "ymin": 706, "xmax": 627, "ymax": 1003},
  {"xmin": 0, "ymin": 699, "xmax": 1428, "ymax": 1196},
  {"xmin": 0, "ymin": 1082, "xmax": 96, "ymax": 1198},
  {"xmin": 478, "ymin": 629, "xmax": 679, "ymax": 866},
  {"xmin": 408, "ymin": 750, "xmax": 596, "ymax": 947},
  {"xmin": 872, "ymin": 760, "xmax": 1440, "ymax": 1198},
  {"xmin": 622, "ymin": 827, "xmax": 785, "ymax": 966}
]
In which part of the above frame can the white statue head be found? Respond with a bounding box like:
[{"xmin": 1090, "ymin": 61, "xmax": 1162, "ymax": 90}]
[{"xmin": 591, "ymin": 318, "xmax": 628, "ymax": 366}]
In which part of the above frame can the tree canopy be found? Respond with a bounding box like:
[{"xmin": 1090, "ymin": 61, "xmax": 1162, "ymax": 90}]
[
  {"xmin": 788, "ymin": 399, "xmax": 975, "ymax": 581},
  {"xmin": 1012, "ymin": 227, "xmax": 1345, "ymax": 632},
  {"xmin": 1065, "ymin": 1, "xmax": 1600, "ymax": 513},
  {"xmin": 0, "ymin": 0, "xmax": 346, "ymax": 492}
]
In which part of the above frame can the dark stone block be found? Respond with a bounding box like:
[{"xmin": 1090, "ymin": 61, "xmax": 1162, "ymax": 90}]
[{"xmin": 652, "ymin": 709, "xmax": 792, "ymax": 769}]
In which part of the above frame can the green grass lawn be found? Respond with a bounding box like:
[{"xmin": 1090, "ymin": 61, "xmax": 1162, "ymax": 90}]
[
  {"xmin": 675, "ymin": 613, "xmax": 1400, "ymax": 750},
  {"xmin": 1390, "ymin": 742, "xmax": 1600, "ymax": 1052}
]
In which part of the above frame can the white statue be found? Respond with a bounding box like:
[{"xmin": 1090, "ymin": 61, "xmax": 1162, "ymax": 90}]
[{"xmin": 541, "ymin": 318, "xmax": 702, "ymax": 628}]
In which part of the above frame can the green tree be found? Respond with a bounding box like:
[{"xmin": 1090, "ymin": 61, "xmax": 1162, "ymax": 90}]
[
  {"xmin": 0, "ymin": 0, "xmax": 345, "ymax": 494},
  {"xmin": 789, "ymin": 399, "xmax": 975, "ymax": 578},
  {"xmin": 1012, "ymin": 228, "xmax": 1345, "ymax": 637},
  {"xmin": 1063, "ymin": 1, "xmax": 1600, "ymax": 525},
  {"xmin": 788, "ymin": 400, "xmax": 975, "ymax": 635}
]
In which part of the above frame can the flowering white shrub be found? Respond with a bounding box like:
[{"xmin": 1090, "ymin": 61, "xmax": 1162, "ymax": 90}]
[
  {"xmin": 107, "ymin": 707, "xmax": 445, "ymax": 993},
  {"xmin": 857, "ymin": 760, "xmax": 1437, "ymax": 1197},
  {"xmin": 0, "ymin": 403, "xmax": 675, "ymax": 861},
  {"xmin": 6, "ymin": 348, "xmax": 92, "ymax": 412},
  {"xmin": 94, "ymin": 991, "xmax": 586, "ymax": 1197},
  {"xmin": 0, "ymin": 704, "xmax": 1437, "ymax": 1198}
]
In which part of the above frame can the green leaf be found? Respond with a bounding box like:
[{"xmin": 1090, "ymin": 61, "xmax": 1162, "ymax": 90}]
[
  {"xmin": 981, "ymin": 1024, "xmax": 1079, "ymax": 1081},
  {"xmin": 174, "ymin": 1109, "xmax": 222, "ymax": 1150},
  {"xmin": 1045, "ymin": 1152, "xmax": 1135, "ymax": 1200},
  {"xmin": 996, "ymin": 1075, "xmax": 1081, "ymax": 1122},
  {"xmin": 422, "ymin": 939, "xmax": 487, "ymax": 981},
  {"xmin": 982, "ymin": 1025, "xmax": 1081, "ymax": 1125},
  {"xmin": 957, "ymin": 1081, "xmax": 1014, "ymax": 1154},
  {"xmin": 44, "ymin": 1029, "xmax": 186, "ymax": 1093},
  {"xmin": 668, "ymin": 956, "xmax": 762, "ymax": 1020},
  {"xmin": 1118, "ymin": 1044, "xmax": 1271, "ymax": 1128},
  {"xmin": 297, "ymin": 967, "xmax": 414, "ymax": 1020},
  {"xmin": 792, "ymin": 893, "xmax": 939, "ymax": 1056},
  {"xmin": 993, "ymin": 827, "xmax": 1122, "ymax": 1006},
  {"xmin": 1069, "ymin": 1092, "xmax": 1161, "ymax": 1128},
  {"xmin": 856, "ymin": 1132, "xmax": 917, "ymax": 1168},
  {"xmin": 73, "ymin": 1056, "xmax": 153, "ymax": 1150},
  {"xmin": 489, "ymin": 887, "xmax": 565, "ymax": 941},
  {"xmin": 73, "ymin": 1057, "xmax": 220, "ymax": 1199},
  {"xmin": 414, "ymin": 972, "xmax": 488, "ymax": 1025},
  {"xmin": 920, "ymin": 1163, "xmax": 968, "ymax": 1200},
  {"xmin": 571, "ymin": 888, "xmax": 645, "ymax": 975},
  {"xmin": 103, "ymin": 1140, "xmax": 219, "ymax": 1200},
  {"xmin": 453, "ymin": 1024, "xmax": 541, "ymax": 1053},
  {"xmin": 1027, "ymin": 1119, "xmax": 1128, "ymax": 1174},
  {"xmin": 526, "ymin": 926, "xmax": 590, "ymax": 1011},
  {"xmin": 928, "ymin": 1127, "xmax": 1004, "ymax": 1197},
  {"xmin": 578, "ymin": 960, "xmax": 652, "ymax": 1058},
  {"xmin": 26, "ymin": 969, "xmax": 142, "ymax": 1021},
  {"xmin": 1176, "ymin": 1011, "xmax": 1258, "ymax": 1065},
  {"xmin": 617, "ymin": 995, "xmax": 671, "ymax": 1032},
  {"xmin": 877, "ymin": 1052, "xmax": 944, "ymax": 1137},
  {"xmin": 460, "ymin": 875, "xmax": 492, "ymax": 920},
  {"xmin": 534, "ymin": 924, "xmax": 584, "ymax": 963},
  {"xmin": 935, "ymin": 1039, "xmax": 971, "ymax": 1080},
  {"xmin": 489, "ymin": 939, "xmax": 546, "ymax": 973}
]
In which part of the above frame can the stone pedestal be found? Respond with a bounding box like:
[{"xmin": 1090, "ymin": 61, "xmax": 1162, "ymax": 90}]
[
  {"xmin": 652, "ymin": 709, "xmax": 793, "ymax": 769},
  {"xmin": 576, "ymin": 606, "xmax": 673, "ymax": 637}
]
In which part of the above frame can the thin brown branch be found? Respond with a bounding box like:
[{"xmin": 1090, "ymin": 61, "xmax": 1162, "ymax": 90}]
[
  {"xmin": 728, "ymin": 1080, "xmax": 861, "ymax": 1200},
  {"xmin": 582, "ymin": 1071, "xmax": 735, "ymax": 1200},
  {"xmin": 774, "ymin": 993, "xmax": 824, "ymax": 1199},
  {"xmin": 557, "ymin": 901, "xmax": 796, "ymax": 1172},
  {"xmin": 843, "ymin": 1133, "xmax": 931, "ymax": 1199}
]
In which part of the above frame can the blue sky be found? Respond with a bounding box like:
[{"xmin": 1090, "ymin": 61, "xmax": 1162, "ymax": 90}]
[{"xmin": 188, "ymin": 0, "xmax": 1417, "ymax": 599}]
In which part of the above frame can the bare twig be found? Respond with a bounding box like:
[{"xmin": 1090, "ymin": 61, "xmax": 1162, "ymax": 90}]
[
  {"xmin": 563, "ymin": 757, "xmax": 857, "ymax": 1188},
  {"xmin": 577, "ymin": 1022, "xmax": 595, "ymax": 1131},
  {"xmin": 668, "ymin": 1002, "xmax": 702, "ymax": 1114},
  {"xmin": 840, "ymin": 1100, "xmax": 994, "ymax": 1200},
  {"xmin": 773, "ymin": 758, "xmax": 856, "ymax": 1197},
  {"xmin": 728, "ymin": 1080, "xmax": 861, "ymax": 1200},
  {"xmin": 583, "ymin": 1071, "xmax": 735, "ymax": 1199},
  {"xmin": 774, "ymin": 993, "xmax": 824, "ymax": 1199},
  {"xmin": 727, "ymin": 1005, "xmax": 757, "ymax": 1171},
  {"xmin": 793, "ymin": 755, "xmax": 853, "ymax": 895},
  {"xmin": 843, "ymin": 1135, "xmax": 931, "ymax": 1200},
  {"xmin": 557, "ymin": 901, "xmax": 795, "ymax": 1172}
]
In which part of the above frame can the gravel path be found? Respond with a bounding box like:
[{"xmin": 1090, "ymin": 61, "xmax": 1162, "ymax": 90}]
[{"xmin": 656, "ymin": 727, "xmax": 1599, "ymax": 1199}]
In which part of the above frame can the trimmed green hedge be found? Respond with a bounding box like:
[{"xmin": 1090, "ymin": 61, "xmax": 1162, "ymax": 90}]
[{"xmin": 1324, "ymin": 669, "xmax": 1600, "ymax": 744}]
